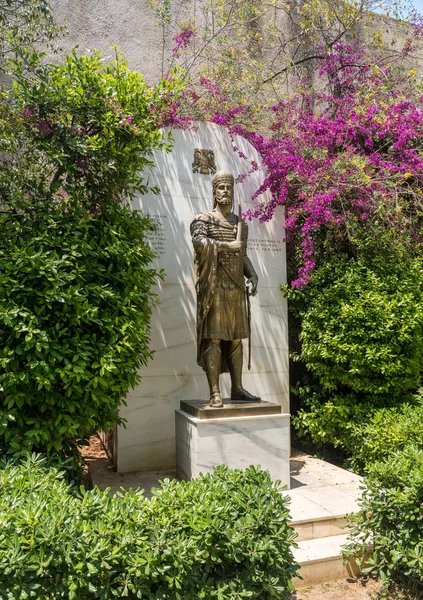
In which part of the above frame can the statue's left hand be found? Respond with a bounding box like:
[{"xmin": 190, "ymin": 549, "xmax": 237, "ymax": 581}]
[{"xmin": 247, "ymin": 275, "xmax": 258, "ymax": 296}]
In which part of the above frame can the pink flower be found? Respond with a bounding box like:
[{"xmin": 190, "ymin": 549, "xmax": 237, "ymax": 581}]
[
  {"xmin": 22, "ymin": 108, "xmax": 34, "ymax": 118},
  {"xmin": 171, "ymin": 24, "xmax": 195, "ymax": 58}
]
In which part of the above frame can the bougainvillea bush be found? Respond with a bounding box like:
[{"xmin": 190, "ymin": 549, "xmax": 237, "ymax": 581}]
[
  {"xmin": 183, "ymin": 38, "xmax": 423, "ymax": 449},
  {"xmin": 184, "ymin": 37, "xmax": 423, "ymax": 284},
  {"xmin": 0, "ymin": 458, "xmax": 298, "ymax": 599},
  {"xmin": 183, "ymin": 37, "xmax": 423, "ymax": 289},
  {"xmin": 236, "ymin": 41, "xmax": 423, "ymax": 288}
]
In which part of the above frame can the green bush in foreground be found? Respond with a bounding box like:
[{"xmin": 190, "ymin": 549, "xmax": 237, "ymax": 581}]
[
  {"xmin": 0, "ymin": 457, "xmax": 298, "ymax": 599},
  {"xmin": 346, "ymin": 445, "xmax": 423, "ymax": 591}
]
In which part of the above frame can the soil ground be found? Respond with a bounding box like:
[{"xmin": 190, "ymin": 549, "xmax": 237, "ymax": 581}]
[
  {"xmin": 80, "ymin": 434, "xmax": 108, "ymax": 462},
  {"xmin": 290, "ymin": 578, "xmax": 382, "ymax": 599}
]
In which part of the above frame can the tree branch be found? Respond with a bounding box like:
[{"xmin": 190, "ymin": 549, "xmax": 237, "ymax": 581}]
[{"xmin": 262, "ymin": 54, "xmax": 326, "ymax": 84}]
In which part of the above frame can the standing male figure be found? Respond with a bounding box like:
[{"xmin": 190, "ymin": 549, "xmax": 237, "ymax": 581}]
[{"xmin": 190, "ymin": 170, "xmax": 260, "ymax": 407}]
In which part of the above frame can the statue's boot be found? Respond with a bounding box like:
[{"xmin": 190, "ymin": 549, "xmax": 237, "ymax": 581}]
[
  {"xmin": 203, "ymin": 339, "xmax": 223, "ymax": 408},
  {"xmin": 227, "ymin": 340, "xmax": 261, "ymax": 402},
  {"xmin": 231, "ymin": 388, "xmax": 261, "ymax": 402}
]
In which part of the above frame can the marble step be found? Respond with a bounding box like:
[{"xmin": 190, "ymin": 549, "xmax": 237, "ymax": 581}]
[
  {"xmin": 291, "ymin": 514, "xmax": 349, "ymax": 542},
  {"xmin": 292, "ymin": 533, "xmax": 361, "ymax": 588},
  {"xmin": 286, "ymin": 452, "xmax": 361, "ymax": 544}
]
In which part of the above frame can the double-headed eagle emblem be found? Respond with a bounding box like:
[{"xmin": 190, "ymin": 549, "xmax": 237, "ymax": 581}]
[{"xmin": 192, "ymin": 149, "xmax": 217, "ymax": 175}]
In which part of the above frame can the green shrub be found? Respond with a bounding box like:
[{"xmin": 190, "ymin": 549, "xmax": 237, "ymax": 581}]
[
  {"xmin": 346, "ymin": 445, "xmax": 423, "ymax": 590},
  {"xmin": 291, "ymin": 388, "xmax": 374, "ymax": 449},
  {"xmin": 0, "ymin": 49, "xmax": 187, "ymax": 466},
  {"xmin": 298, "ymin": 257, "xmax": 423, "ymax": 396},
  {"xmin": 4, "ymin": 50, "xmax": 180, "ymax": 212},
  {"xmin": 0, "ymin": 456, "xmax": 298, "ymax": 599},
  {"xmin": 0, "ymin": 205, "xmax": 159, "ymax": 459},
  {"xmin": 289, "ymin": 255, "xmax": 423, "ymax": 448},
  {"xmin": 346, "ymin": 394, "xmax": 423, "ymax": 472}
]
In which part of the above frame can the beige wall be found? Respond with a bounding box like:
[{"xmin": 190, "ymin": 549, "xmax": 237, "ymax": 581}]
[
  {"xmin": 49, "ymin": 0, "xmax": 192, "ymax": 83},
  {"xmin": 49, "ymin": 1, "xmax": 423, "ymax": 90}
]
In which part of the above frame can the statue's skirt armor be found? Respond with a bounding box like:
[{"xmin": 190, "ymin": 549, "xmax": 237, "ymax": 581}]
[{"xmin": 202, "ymin": 285, "xmax": 249, "ymax": 340}]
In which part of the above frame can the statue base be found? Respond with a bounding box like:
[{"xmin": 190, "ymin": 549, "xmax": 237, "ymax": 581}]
[
  {"xmin": 180, "ymin": 399, "xmax": 281, "ymax": 419},
  {"xmin": 175, "ymin": 400, "xmax": 290, "ymax": 487}
]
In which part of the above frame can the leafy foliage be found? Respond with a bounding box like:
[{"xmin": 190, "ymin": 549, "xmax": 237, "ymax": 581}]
[
  {"xmin": 0, "ymin": 205, "xmax": 159, "ymax": 458},
  {"xmin": 0, "ymin": 0, "xmax": 60, "ymax": 73},
  {"xmin": 289, "ymin": 254, "xmax": 423, "ymax": 448},
  {"xmin": 150, "ymin": 0, "xmax": 421, "ymax": 111},
  {"xmin": 346, "ymin": 394, "xmax": 423, "ymax": 472},
  {"xmin": 0, "ymin": 44, "xmax": 187, "ymax": 465},
  {"xmin": 346, "ymin": 445, "xmax": 423, "ymax": 590},
  {"xmin": 3, "ymin": 50, "xmax": 185, "ymax": 212},
  {"xmin": 0, "ymin": 457, "xmax": 298, "ymax": 599},
  {"xmin": 297, "ymin": 258, "xmax": 423, "ymax": 396}
]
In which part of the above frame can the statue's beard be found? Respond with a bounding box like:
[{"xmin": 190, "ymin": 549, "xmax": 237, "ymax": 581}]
[{"xmin": 213, "ymin": 195, "xmax": 233, "ymax": 208}]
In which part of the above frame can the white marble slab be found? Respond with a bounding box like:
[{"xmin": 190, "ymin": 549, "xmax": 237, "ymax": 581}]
[
  {"xmin": 175, "ymin": 409, "xmax": 291, "ymax": 487},
  {"xmin": 131, "ymin": 123, "xmax": 287, "ymax": 289},
  {"xmin": 116, "ymin": 122, "xmax": 289, "ymax": 473}
]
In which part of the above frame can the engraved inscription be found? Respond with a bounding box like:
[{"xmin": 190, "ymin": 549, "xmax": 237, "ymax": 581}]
[
  {"xmin": 248, "ymin": 238, "xmax": 283, "ymax": 253},
  {"xmin": 145, "ymin": 215, "xmax": 167, "ymax": 258}
]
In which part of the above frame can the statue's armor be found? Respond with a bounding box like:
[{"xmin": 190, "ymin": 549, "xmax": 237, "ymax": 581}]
[
  {"xmin": 200, "ymin": 219, "xmax": 246, "ymax": 290},
  {"xmin": 191, "ymin": 211, "xmax": 256, "ymax": 344}
]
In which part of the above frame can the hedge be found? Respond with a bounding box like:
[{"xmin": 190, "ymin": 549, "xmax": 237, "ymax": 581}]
[
  {"xmin": 346, "ymin": 445, "xmax": 423, "ymax": 591},
  {"xmin": 0, "ymin": 456, "xmax": 298, "ymax": 599},
  {"xmin": 0, "ymin": 205, "xmax": 158, "ymax": 463}
]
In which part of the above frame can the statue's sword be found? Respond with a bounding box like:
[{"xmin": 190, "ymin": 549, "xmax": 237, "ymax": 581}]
[
  {"xmin": 236, "ymin": 182, "xmax": 242, "ymax": 243},
  {"xmin": 236, "ymin": 182, "xmax": 252, "ymax": 370}
]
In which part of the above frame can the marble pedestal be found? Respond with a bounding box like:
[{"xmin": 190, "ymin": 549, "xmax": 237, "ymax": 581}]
[{"xmin": 175, "ymin": 401, "xmax": 291, "ymax": 487}]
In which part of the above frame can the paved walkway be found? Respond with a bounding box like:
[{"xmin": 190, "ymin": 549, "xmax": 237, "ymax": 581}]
[
  {"xmin": 289, "ymin": 449, "xmax": 361, "ymax": 530},
  {"xmin": 87, "ymin": 446, "xmax": 362, "ymax": 518}
]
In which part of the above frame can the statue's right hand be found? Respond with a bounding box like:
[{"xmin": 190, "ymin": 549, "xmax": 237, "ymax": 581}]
[{"xmin": 227, "ymin": 240, "xmax": 243, "ymax": 252}]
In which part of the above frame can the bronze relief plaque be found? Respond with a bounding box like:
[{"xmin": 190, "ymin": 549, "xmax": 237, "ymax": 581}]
[{"xmin": 192, "ymin": 149, "xmax": 217, "ymax": 175}]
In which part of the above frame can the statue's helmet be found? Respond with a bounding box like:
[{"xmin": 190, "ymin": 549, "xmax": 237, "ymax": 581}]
[{"xmin": 212, "ymin": 170, "xmax": 234, "ymax": 207}]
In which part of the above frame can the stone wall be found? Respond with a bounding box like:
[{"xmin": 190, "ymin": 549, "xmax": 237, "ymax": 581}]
[
  {"xmin": 49, "ymin": 0, "xmax": 183, "ymax": 83},
  {"xmin": 49, "ymin": 0, "xmax": 423, "ymax": 86}
]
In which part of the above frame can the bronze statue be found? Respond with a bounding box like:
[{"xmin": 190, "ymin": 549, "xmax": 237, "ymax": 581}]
[{"xmin": 190, "ymin": 170, "xmax": 260, "ymax": 407}]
